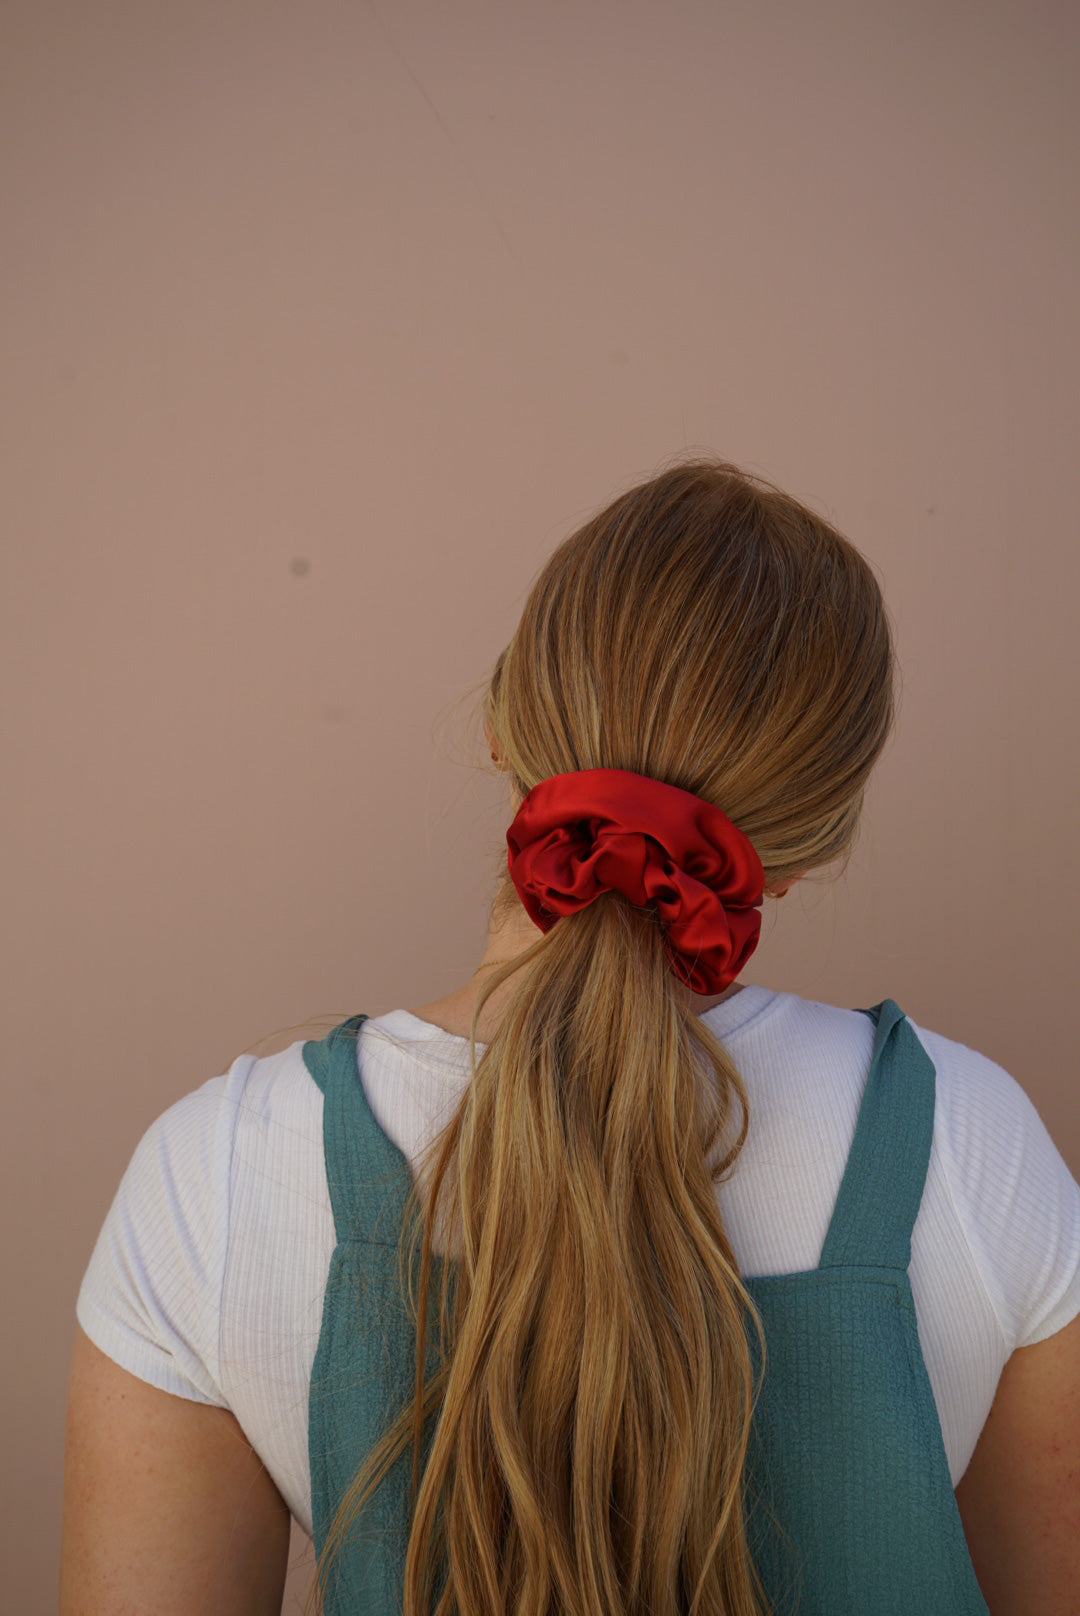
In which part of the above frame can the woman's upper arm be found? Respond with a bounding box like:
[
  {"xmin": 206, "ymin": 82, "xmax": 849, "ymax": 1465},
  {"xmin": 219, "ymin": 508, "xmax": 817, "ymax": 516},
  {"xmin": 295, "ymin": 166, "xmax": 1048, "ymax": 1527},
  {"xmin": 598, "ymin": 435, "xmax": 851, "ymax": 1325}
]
[
  {"xmin": 955, "ymin": 1309, "xmax": 1080, "ymax": 1616},
  {"xmin": 59, "ymin": 1325, "xmax": 291, "ymax": 1616}
]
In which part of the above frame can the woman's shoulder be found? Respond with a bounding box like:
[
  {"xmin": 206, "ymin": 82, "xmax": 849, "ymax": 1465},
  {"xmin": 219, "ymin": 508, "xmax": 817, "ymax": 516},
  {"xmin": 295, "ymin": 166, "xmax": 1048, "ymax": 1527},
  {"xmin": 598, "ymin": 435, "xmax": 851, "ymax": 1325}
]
[
  {"xmin": 889, "ymin": 1005, "xmax": 1080, "ymax": 1350},
  {"xmin": 93, "ymin": 1034, "xmax": 329, "ymax": 1280},
  {"xmin": 735, "ymin": 985, "xmax": 1076, "ymax": 1204},
  {"xmin": 897, "ymin": 1009, "xmax": 1068, "ymax": 1189},
  {"xmin": 738, "ymin": 984, "xmax": 1043, "ymax": 1116},
  {"xmin": 125, "ymin": 1035, "xmax": 326, "ymax": 1167}
]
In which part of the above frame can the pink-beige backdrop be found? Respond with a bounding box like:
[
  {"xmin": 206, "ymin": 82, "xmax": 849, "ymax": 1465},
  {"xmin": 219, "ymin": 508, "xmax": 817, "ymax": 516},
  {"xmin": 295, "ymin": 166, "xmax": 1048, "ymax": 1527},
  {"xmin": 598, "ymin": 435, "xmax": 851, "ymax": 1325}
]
[{"xmin": 4, "ymin": 2, "xmax": 1077, "ymax": 1609}]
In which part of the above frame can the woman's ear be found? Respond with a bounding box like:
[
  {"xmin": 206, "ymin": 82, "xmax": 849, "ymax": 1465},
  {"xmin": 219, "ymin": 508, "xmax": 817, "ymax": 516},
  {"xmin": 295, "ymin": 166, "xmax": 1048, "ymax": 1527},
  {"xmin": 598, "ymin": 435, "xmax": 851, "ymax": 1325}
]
[{"xmin": 768, "ymin": 874, "xmax": 804, "ymax": 899}]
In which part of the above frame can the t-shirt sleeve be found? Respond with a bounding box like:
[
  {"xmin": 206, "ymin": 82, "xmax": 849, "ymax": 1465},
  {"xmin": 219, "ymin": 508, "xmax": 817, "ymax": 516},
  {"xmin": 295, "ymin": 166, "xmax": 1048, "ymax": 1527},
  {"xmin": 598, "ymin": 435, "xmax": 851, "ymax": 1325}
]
[
  {"xmin": 914, "ymin": 1021, "xmax": 1080, "ymax": 1351},
  {"xmin": 75, "ymin": 1054, "xmax": 254, "ymax": 1405}
]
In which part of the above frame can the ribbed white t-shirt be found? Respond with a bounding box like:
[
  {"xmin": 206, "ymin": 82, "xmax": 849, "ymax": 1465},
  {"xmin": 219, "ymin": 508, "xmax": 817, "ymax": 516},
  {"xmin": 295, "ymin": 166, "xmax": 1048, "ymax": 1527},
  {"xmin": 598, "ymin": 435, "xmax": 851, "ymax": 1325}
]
[{"xmin": 76, "ymin": 984, "xmax": 1080, "ymax": 1540}]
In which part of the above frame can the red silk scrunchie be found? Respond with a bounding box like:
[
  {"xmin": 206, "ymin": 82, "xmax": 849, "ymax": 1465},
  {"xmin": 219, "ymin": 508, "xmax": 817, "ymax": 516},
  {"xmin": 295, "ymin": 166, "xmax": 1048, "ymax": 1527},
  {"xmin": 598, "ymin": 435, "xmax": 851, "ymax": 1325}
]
[{"xmin": 505, "ymin": 768, "xmax": 765, "ymax": 996}]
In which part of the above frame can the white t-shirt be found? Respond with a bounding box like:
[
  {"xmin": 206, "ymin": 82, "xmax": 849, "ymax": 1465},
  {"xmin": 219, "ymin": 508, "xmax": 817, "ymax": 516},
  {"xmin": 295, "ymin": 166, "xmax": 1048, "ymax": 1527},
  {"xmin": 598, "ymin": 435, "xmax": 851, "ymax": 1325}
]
[{"xmin": 76, "ymin": 984, "xmax": 1080, "ymax": 1540}]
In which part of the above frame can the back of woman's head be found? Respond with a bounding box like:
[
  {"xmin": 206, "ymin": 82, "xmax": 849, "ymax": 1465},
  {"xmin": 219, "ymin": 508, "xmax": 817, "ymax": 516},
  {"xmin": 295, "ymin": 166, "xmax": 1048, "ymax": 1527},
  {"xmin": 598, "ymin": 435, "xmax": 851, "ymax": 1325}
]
[
  {"xmin": 310, "ymin": 456, "xmax": 896, "ymax": 1616},
  {"xmin": 485, "ymin": 455, "xmax": 894, "ymax": 906}
]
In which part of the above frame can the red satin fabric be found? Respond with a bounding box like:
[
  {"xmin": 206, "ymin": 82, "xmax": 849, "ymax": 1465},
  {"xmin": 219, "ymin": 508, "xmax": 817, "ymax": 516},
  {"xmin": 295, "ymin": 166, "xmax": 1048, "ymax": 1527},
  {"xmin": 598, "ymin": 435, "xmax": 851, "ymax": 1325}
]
[{"xmin": 505, "ymin": 768, "xmax": 765, "ymax": 995}]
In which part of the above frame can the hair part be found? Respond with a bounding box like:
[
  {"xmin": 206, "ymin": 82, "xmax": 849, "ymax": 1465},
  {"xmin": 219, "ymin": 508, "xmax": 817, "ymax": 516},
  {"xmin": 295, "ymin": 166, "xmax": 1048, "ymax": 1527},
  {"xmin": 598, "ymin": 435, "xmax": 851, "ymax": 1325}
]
[{"xmin": 307, "ymin": 455, "xmax": 896, "ymax": 1616}]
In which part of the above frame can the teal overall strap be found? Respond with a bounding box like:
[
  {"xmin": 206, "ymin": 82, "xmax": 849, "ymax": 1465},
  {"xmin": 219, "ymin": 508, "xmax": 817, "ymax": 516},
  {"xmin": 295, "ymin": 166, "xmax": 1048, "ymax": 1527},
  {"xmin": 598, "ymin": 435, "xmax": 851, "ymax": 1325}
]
[
  {"xmin": 818, "ymin": 998, "xmax": 935, "ymax": 1272},
  {"xmin": 303, "ymin": 1013, "xmax": 414, "ymax": 1248},
  {"xmin": 303, "ymin": 1014, "xmax": 450, "ymax": 1616},
  {"xmin": 742, "ymin": 999, "xmax": 990, "ymax": 1613}
]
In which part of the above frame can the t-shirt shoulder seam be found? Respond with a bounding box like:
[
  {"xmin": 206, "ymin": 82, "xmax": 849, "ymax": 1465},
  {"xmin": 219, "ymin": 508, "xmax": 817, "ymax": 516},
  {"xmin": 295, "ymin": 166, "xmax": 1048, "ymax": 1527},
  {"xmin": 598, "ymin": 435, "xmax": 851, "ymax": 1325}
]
[
  {"xmin": 216, "ymin": 1052, "xmax": 259, "ymax": 1391},
  {"xmin": 906, "ymin": 1018, "xmax": 1012, "ymax": 1353}
]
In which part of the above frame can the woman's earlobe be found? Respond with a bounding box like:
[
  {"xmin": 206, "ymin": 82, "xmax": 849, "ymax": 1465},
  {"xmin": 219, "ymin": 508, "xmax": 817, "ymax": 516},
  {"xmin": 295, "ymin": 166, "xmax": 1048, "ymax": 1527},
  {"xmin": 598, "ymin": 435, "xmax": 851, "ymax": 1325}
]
[{"xmin": 767, "ymin": 873, "xmax": 805, "ymax": 899}]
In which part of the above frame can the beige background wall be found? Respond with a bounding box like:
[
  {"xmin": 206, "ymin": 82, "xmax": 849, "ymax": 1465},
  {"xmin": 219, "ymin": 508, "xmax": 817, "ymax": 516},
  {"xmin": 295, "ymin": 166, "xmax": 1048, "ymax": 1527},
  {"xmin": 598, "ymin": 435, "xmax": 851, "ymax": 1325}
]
[{"xmin": 3, "ymin": 1, "xmax": 1077, "ymax": 1608}]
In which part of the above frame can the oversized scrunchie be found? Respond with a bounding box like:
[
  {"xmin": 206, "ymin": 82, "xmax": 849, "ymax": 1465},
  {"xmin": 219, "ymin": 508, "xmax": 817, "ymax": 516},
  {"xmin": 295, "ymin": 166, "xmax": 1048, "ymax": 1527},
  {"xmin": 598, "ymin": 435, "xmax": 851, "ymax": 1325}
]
[{"xmin": 505, "ymin": 768, "xmax": 765, "ymax": 995}]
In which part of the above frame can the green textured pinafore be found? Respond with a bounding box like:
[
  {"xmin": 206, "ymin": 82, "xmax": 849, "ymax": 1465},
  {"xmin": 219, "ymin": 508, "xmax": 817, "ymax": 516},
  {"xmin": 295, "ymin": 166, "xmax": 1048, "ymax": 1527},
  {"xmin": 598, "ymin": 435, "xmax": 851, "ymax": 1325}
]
[{"xmin": 303, "ymin": 999, "xmax": 990, "ymax": 1614}]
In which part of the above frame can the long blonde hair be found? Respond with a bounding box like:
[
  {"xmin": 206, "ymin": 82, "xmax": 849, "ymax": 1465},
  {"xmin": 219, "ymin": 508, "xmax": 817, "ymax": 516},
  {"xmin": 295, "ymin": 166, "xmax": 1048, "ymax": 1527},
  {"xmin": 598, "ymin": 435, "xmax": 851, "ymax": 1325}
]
[{"xmin": 306, "ymin": 456, "xmax": 896, "ymax": 1615}]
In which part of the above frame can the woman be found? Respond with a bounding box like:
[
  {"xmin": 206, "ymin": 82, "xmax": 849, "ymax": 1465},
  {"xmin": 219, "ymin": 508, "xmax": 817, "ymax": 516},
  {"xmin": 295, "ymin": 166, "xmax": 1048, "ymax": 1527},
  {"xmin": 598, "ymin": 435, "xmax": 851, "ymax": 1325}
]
[{"xmin": 60, "ymin": 458, "xmax": 1080, "ymax": 1614}]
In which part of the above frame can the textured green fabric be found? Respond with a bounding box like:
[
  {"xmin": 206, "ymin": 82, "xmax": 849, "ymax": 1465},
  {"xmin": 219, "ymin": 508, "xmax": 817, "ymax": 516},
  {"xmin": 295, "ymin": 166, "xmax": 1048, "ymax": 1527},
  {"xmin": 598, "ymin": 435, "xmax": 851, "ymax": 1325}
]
[{"xmin": 303, "ymin": 1000, "xmax": 989, "ymax": 1613}]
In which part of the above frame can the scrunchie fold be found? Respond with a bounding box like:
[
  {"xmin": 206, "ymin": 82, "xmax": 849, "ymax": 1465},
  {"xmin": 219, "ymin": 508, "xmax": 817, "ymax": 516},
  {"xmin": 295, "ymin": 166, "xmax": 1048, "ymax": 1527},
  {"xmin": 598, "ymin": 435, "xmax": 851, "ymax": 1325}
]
[{"xmin": 505, "ymin": 768, "xmax": 765, "ymax": 995}]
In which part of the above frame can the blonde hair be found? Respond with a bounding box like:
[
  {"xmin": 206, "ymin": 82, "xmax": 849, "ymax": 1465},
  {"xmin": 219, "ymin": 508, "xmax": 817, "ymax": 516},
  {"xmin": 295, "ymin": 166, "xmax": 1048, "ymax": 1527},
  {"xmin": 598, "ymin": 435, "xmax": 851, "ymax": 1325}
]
[{"xmin": 306, "ymin": 455, "xmax": 896, "ymax": 1616}]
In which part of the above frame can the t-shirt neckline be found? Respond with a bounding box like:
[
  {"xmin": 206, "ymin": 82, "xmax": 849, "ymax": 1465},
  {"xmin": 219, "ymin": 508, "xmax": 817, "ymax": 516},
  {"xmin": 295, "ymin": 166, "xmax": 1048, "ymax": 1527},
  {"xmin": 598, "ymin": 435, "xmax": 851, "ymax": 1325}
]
[{"xmin": 378, "ymin": 981, "xmax": 781, "ymax": 1051}]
